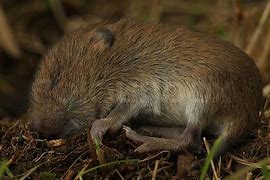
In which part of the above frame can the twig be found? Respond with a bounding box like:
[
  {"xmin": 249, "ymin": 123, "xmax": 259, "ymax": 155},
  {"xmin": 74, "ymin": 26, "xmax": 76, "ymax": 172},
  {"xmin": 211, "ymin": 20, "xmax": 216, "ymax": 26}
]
[
  {"xmin": 75, "ymin": 159, "xmax": 138, "ymax": 179},
  {"xmin": 33, "ymin": 152, "xmax": 48, "ymax": 162},
  {"xmin": 62, "ymin": 170, "xmax": 75, "ymax": 180},
  {"xmin": 1, "ymin": 120, "xmax": 20, "ymax": 141},
  {"xmin": 257, "ymin": 26, "xmax": 270, "ymax": 79},
  {"xmin": 48, "ymin": 0, "xmax": 68, "ymax": 31},
  {"xmin": 19, "ymin": 164, "xmax": 42, "ymax": 180},
  {"xmin": 61, "ymin": 151, "xmax": 89, "ymax": 179},
  {"xmin": 224, "ymin": 157, "xmax": 270, "ymax": 180},
  {"xmin": 231, "ymin": 155, "xmax": 270, "ymax": 169},
  {"xmin": 0, "ymin": 4, "xmax": 21, "ymax": 58},
  {"xmin": 245, "ymin": 0, "xmax": 270, "ymax": 55},
  {"xmin": 151, "ymin": 160, "xmax": 159, "ymax": 180},
  {"xmin": 15, "ymin": 154, "xmax": 64, "ymax": 179},
  {"xmin": 217, "ymin": 157, "xmax": 221, "ymax": 178},
  {"xmin": 138, "ymin": 150, "xmax": 170, "ymax": 162},
  {"xmin": 115, "ymin": 169, "xmax": 125, "ymax": 180},
  {"xmin": 74, "ymin": 161, "xmax": 91, "ymax": 180},
  {"xmin": 259, "ymin": 96, "xmax": 270, "ymax": 122},
  {"xmin": 146, "ymin": 165, "xmax": 172, "ymax": 179},
  {"xmin": 203, "ymin": 137, "xmax": 219, "ymax": 180},
  {"xmin": 263, "ymin": 84, "xmax": 270, "ymax": 97},
  {"xmin": 148, "ymin": 0, "xmax": 162, "ymax": 23},
  {"xmin": 245, "ymin": 172, "xmax": 252, "ymax": 180}
]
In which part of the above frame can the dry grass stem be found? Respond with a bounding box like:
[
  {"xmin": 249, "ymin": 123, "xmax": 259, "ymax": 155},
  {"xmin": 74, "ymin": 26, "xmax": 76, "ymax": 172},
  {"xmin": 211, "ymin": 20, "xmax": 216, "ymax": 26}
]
[
  {"xmin": 231, "ymin": 155, "xmax": 270, "ymax": 169},
  {"xmin": 257, "ymin": 26, "xmax": 270, "ymax": 81},
  {"xmin": 61, "ymin": 152, "xmax": 89, "ymax": 179},
  {"xmin": 116, "ymin": 169, "xmax": 125, "ymax": 180},
  {"xmin": 48, "ymin": 0, "xmax": 68, "ymax": 31},
  {"xmin": 148, "ymin": 0, "xmax": 162, "ymax": 23},
  {"xmin": 19, "ymin": 164, "xmax": 42, "ymax": 180},
  {"xmin": 245, "ymin": 172, "xmax": 252, "ymax": 180},
  {"xmin": 263, "ymin": 84, "xmax": 270, "ymax": 97},
  {"xmin": 151, "ymin": 160, "xmax": 159, "ymax": 180},
  {"xmin": 138, "ymin": 150, "xmax": 170, "ymax": 163},
  {"xmin": 203, "ymin": 137, "xmax": 220, "ymax": 180},
  {"xmin": 245, "ymin": 0, "xmax": 270, "ymax": 55},
  {"xmin": 0, "ymin": 4, "xmax": 21, "ymax": 58}
]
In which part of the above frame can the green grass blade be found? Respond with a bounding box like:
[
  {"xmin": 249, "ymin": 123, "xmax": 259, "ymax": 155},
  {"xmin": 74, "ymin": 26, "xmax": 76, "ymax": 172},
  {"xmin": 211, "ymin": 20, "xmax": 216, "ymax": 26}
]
[
  {"xmin": 77, "ymin": 159, "xmax": 138, "ymax": 179},
  {"xmin": 199, "ymin": 136, "xmax": 222, "ymax": 180},
  {"xmin": 0, "ymin": 160, "xmax": 13, "ymax": 179},
  {"xmin": 262, "ymin": 164, "xmax": 270, "ymax": 180}
]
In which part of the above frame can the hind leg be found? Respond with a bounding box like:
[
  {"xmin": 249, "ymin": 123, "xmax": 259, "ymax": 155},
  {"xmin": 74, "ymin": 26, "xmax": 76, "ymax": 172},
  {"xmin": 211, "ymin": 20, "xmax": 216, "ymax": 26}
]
[
  {"xmin": 212, "ymin": 124, "xmax": 241, "ymax": 160},
  {"xmin": 191, "ymin": 122, "xmax": 243, "ymax": 169},
  {"xmin": 138, "ymin": 126, "xmax": 203, "ymax": 153},
  {"xmin": 136, "ymin": 126, "xmax": 185, "ymax": 139},
  {"xmin": 191, "ymin": 131, "xmax": 240, "ymax": 169},
  {"xmin": 123, "ymin": 123, "xmax": 202, "ymax": 153}
]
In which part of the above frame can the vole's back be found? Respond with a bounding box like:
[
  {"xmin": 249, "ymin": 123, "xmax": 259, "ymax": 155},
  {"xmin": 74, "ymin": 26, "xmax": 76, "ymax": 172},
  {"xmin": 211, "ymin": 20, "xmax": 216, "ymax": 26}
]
[{"xmin": 90, "ymin": 20, "xmax": 262, "ymax": 129}]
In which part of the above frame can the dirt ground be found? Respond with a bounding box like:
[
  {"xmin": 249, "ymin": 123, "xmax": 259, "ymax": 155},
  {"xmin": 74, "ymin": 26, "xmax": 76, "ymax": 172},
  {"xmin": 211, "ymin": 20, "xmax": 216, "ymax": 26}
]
[{"xmin": 1, "ymin": 0, "xmax": 270, "ymax": 179}]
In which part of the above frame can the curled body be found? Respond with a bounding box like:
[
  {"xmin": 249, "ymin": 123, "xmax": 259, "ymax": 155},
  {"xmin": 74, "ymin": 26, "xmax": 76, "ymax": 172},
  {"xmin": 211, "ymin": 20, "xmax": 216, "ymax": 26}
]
[{"xmin": 28, "ymin": 19, "xmax": 263, "ymax": 157}]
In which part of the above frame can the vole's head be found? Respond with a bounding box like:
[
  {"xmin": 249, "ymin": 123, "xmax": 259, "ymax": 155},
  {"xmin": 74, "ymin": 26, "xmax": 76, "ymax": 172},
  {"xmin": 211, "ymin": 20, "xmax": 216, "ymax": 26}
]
[
  {"xmin": 28, "ymin": 26, "xmax": 115, "ymax": 139},
  {"xmin": 28, "ymin": 69, "xmax": 97, "ymax": 139}
]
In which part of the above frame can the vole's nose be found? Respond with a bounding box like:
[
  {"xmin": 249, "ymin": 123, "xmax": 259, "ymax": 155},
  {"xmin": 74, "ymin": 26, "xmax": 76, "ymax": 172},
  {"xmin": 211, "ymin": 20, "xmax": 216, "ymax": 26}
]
[
  {"xmin": 29, "ymin": 120, "xmax": 61, "ymax": 140},
  {"xmin": 29, "ymin": 119, "xmax": 40, "ymax": 132},
  {"xmin": 29, "ymin": 119, "xmax": 42, "ymax": 135}
]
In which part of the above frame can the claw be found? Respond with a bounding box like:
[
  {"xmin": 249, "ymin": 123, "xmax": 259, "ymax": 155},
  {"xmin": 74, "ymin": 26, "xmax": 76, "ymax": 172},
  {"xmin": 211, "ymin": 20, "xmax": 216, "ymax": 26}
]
[
  {"xmin": 123, "ymin": 125, "xmax": 159, "ymax": 153},
  {"xmin": 123, "ymin": 125, "xmax": 145, "ymax": 145},
  {"xmin": 122, "ymin": 125, "xmax": 132, "ymax": 132},
  {"xmin": 134, "ymin": 143, "xmax": 150, "ymax": 153}
]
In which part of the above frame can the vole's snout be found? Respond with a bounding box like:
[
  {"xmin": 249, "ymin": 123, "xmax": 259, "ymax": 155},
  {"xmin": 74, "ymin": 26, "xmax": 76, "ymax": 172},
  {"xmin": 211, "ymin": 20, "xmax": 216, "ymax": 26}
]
[
  {"xmin": 29, "ymin": 118, "xmax": 63, "ymax": 140},
  {"xmin": 28, "ymin": 114, "xmax": 81, "ymax": 139}
]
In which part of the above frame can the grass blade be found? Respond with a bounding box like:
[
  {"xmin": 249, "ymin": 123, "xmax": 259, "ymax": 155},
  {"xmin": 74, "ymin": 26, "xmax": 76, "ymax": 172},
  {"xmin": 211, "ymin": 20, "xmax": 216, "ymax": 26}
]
[{"xmin": 200, "ymin": 136, "xmax": 222, "ymax": 180}]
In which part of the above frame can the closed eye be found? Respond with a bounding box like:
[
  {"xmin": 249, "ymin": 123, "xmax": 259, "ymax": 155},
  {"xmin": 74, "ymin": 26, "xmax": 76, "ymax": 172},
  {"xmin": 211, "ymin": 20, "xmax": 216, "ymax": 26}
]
[{"xmin": 50, "ymin": 71, "xmax": 61, "ymax": 90}]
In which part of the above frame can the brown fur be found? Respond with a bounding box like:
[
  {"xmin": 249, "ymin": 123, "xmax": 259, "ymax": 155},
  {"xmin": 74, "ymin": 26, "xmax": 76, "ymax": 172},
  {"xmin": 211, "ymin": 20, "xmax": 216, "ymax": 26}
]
[{"xmin": 28, "ymin": 19, "xmax": 263, "ymax": 156}]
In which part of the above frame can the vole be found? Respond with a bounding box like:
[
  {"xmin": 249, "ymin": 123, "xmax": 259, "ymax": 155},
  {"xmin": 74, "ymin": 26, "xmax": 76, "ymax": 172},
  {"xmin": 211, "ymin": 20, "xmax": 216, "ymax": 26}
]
[{"xmin": 28, "ymin": 19, "xmax": 263, "ymax": 158}]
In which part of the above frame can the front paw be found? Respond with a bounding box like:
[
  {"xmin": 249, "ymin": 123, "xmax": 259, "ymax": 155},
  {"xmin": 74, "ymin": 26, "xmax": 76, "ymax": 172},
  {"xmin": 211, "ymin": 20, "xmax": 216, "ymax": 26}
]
[{"xmin": 90, "ymin": 119, "xmax": 108, "ymax": 143}]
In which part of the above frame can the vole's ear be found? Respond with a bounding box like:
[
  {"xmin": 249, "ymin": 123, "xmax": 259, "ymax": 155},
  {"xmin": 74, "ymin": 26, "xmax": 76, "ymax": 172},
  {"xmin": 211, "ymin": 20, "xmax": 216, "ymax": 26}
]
[{"xmin": 92, "ymin": 28, "xmax": 115, "ymax": 50}]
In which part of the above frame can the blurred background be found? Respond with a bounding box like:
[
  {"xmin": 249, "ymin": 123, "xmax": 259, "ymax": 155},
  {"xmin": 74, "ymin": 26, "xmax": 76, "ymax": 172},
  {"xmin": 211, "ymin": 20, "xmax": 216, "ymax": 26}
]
[{"xmin": 0, "ymin": 0, "xmax": 269, "ymax": 118}]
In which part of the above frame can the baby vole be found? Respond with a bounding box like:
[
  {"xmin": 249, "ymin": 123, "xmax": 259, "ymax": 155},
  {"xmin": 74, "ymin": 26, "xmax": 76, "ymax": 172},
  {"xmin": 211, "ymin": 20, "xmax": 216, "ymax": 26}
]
[{"xmin": 28, "ymin": 19, "xmax": 263, "ymax": 158}]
